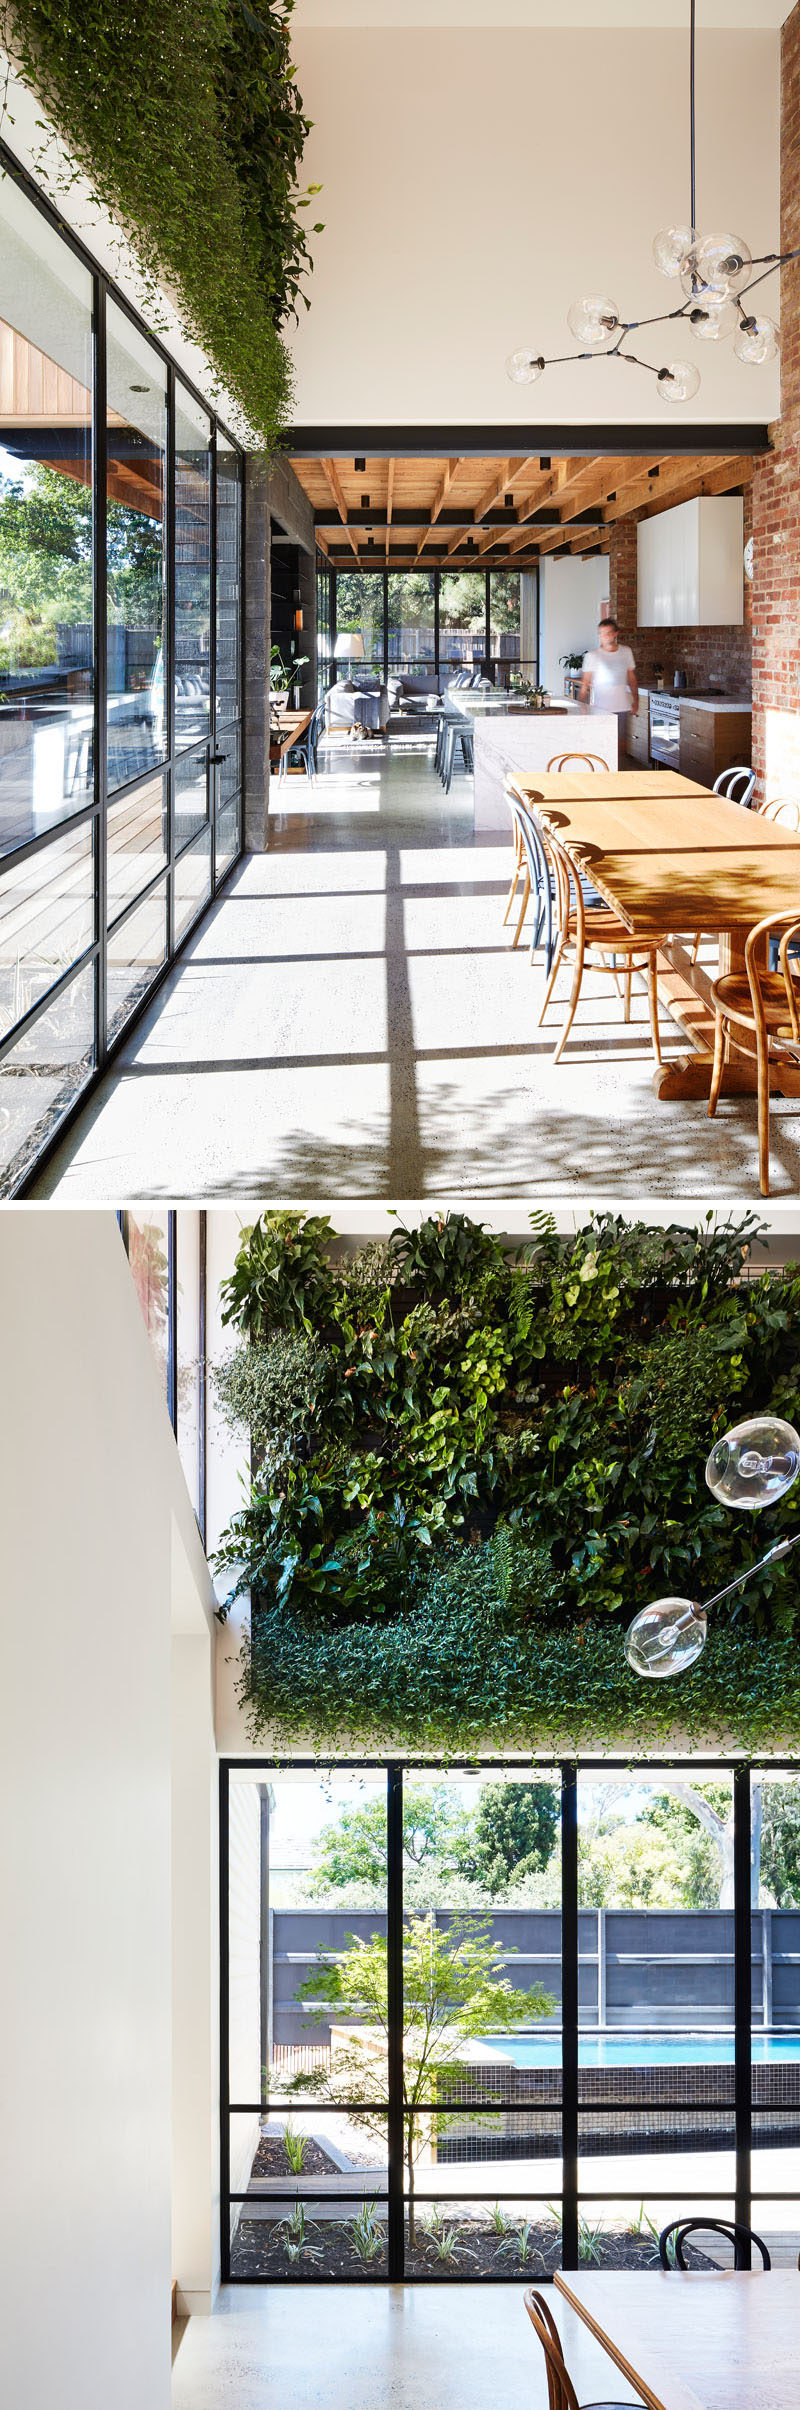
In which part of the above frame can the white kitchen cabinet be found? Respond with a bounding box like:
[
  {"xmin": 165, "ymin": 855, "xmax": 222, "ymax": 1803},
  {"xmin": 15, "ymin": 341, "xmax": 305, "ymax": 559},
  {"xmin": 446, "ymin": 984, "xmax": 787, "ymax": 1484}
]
[{"xmin": 637, "ymin": 496, "xmax": 744, "ymax": 626}]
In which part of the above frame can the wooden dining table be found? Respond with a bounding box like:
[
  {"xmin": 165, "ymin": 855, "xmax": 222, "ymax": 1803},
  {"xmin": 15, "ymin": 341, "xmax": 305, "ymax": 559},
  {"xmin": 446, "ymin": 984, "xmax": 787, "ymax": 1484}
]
[
  {"xmin": 269, "ymin": 706, "xmax": 315, "ymax": 771},
  {"xmin": 555, "ymin": 2267, "xmax": 800, "ymax": 2410},
  {"xmin": 507, "ymin": 768, "xmax": 800, "ymax": 1102}
]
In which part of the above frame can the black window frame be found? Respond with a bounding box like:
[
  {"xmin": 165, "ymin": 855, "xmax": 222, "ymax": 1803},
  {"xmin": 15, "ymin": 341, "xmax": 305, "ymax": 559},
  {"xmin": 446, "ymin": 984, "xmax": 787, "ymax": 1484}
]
[
  {"xmin": 219, "ymin": 1753, "xmax": 800, "ymax": 2285},
  {"xmin": 324, "ymin": 563, "xmax": 539, "ymax": 689},
  {"xmin": 0, "ymin": 143, "xmax": 246, "ymax": 1197}
]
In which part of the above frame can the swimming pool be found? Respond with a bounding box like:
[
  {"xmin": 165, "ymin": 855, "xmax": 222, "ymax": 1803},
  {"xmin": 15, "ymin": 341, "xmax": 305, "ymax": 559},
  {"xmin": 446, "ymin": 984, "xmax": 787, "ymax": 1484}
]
[{"xmin": 478, "ymin": 2033, "xmax": 800, "ymax": 2066}]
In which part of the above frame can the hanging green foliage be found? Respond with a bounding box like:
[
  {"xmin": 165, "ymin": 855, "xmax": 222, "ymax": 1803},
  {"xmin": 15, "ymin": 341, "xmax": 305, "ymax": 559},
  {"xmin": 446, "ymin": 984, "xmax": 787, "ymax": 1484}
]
[
  {"xmin": 215, "ymin": 1211, "xmax": 800, "ymax": 1751},
  {"xmin": 1, "ymin": 0, "xmax": 322, "ymax": 444}
]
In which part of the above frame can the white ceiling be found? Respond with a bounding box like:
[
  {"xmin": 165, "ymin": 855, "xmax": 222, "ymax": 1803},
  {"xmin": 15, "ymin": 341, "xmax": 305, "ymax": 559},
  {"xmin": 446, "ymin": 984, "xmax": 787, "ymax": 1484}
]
[{"xmin": 292, "ymin": 3, "xmax": 792, "ymax": 25}]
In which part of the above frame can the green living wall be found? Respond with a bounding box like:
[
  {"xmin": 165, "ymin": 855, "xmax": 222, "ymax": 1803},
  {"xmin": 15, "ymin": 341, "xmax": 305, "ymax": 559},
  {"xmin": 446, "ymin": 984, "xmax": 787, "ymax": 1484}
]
[
  {"xmin": 214, "ymin": 1212, "xmax": 800, "ymax": 1753},
  {"xmin": 1, "ymin": 0, "xmax": 320, "ymax": 443}
]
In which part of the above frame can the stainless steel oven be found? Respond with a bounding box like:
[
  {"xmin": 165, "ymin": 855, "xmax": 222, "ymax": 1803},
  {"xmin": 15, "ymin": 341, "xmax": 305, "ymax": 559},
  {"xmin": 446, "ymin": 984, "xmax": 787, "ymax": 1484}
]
[{"xmin": 649, "ymin": 690, "xmax": 681, "ymax": 767}]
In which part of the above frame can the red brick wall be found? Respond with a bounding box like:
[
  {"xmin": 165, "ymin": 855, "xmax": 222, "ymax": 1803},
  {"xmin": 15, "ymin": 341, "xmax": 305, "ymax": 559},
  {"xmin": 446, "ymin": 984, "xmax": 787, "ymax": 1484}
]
[
  {"xmin": 608, "ymin": 493, "xmax": 752, "ymax": 701},
  {"xmin": 751, "ymin": 0, "xmax": 800, "ymax": 803}
]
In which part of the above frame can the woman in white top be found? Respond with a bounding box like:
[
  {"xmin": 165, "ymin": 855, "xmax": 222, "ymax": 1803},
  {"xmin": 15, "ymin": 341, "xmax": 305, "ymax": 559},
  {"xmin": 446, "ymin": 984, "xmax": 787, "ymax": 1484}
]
[{"xmin": 579, "ymin": 616, "xmax": 638, "ymax": 739}]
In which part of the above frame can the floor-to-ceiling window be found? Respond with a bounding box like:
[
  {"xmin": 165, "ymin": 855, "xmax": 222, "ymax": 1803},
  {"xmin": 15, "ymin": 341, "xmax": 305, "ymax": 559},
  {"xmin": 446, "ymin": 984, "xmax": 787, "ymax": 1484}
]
[
  {"xmin": 333, "ymin": 569, "xmax": 384, "ymax": 682},
  {"xmin": 438, "ymin": 570, "xmax": 487, "ymax": 676},
  {"xmin": 387, "ymin": 570, "xmax": 435, "ymax": 675},
  {"xmin": 221, "ymin": 1755, "xmax": 800, "ymax": 2284},
  {"xmin": 0, "ymin": 156, "xmax": 244, "ymax": 1194}
]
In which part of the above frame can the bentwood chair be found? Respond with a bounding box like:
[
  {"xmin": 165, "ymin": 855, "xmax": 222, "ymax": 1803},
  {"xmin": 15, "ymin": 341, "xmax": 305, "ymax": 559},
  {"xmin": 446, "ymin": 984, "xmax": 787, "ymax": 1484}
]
[
  {"xmin": 714, "ymin": 764, "xmax": 756, "ymax": 809},
  {"xmin": 523, "ymin": 2289, "xmax": 642, "ymax": 2410},
  {"xmin": 689, "ymin": 765, "xmax": 756, "ymax": 962},
  {"xmin": 539, "ymin": 820, "xmax": 662, "ymax": 1065},
  {"xmin": 503, "ymin": 754, "xmax": 609, "ymax": 948},
  {"xmin": 708, "ymin": 907, "xmax": 800, "ymax": 1195},
  {"xmin": 283, "ymin": 697, "xmax": 326, "ymax": 782},
  {"xmin": 659, "ymin": 2216, "xmax": 771, "ymax": 2271}
]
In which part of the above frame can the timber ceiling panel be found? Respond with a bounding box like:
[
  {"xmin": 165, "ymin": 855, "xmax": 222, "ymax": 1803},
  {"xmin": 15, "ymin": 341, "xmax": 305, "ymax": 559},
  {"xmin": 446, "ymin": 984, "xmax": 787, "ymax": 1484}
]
[{"xmin": 291, "ymin": 448, "xmax": 757, "ymax": 568}]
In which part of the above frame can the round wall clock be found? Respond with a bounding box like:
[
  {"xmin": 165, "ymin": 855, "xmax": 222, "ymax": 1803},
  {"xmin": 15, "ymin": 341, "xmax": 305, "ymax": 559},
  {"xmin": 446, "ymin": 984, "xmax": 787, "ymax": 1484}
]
[{"xmin": 744, "ymin": 535, "xmax": 754, "ymax": 582}]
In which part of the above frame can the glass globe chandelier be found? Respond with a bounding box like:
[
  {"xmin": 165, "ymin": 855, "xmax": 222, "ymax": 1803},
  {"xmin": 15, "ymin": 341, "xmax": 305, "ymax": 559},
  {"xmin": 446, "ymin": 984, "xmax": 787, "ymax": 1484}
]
[
  {"xmin": 624, "ymin": 1415, "xmax": 800, "ymax": 1680},
  {"xmin": 506, "ymin": 0, "xmax": 795, "ymax": 404}
]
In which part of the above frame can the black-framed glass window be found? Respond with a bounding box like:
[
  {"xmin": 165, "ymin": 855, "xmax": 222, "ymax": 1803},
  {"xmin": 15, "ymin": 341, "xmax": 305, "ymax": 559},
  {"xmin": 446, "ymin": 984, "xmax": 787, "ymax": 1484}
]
[
  {"xmin": 334, "ymin": 569, "xmax": 384, "ymax": 681},
  {"xmin": 0, "ymin": 150, "xmax": 245, "ymax": 1194},
  {"xmin": 387, "ymin": 571, "xmax": 435, "ymax": 675},
  {"xmin": 488, "ymin": 568, "xmax": 521, "ymax": 688},
  {"xmin": 106, "ymin": 301, "xmax": 167, "ymax": 791},
  {"xmin": 437, "ymin": 570, "xmax": 487, "ymax": 676},
  {"xmin": 221, "ymin": 1756, "xmax": 800, "ymax": 2286},
  {"xmin": 316, "ymin": 554, "xmax": 332, "ymax": 697},
  {"xmin": 174, "ymin": 383, "xmax": 212, "ymax": 754},
  {"xmin": 0, "ymin": 169, "xmax": 93, "ymax": 860},
  {"xmin": 119, "ymin": 1205, "xmax": 206, "ymax": 1539}
]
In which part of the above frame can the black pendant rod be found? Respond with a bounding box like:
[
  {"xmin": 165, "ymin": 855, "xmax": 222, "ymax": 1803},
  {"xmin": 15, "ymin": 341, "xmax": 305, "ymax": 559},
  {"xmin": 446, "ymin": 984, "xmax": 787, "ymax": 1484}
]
[{"xmin": 690, "ymin": 0, "xmax": 696, "ymax": 235}]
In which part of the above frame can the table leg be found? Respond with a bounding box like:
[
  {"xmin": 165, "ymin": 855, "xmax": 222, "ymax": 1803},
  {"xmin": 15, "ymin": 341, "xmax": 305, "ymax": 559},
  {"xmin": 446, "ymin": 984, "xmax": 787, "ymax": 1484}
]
[{"xmin": 651, "ymin": 929, "xmax": 800, "ymax": 1103}]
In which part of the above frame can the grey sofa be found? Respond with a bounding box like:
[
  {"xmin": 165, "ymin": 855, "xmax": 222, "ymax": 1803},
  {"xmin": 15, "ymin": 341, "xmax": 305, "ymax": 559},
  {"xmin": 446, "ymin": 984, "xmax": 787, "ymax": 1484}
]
[{"xmin": 325, "ymin": 679, "xmax": 390, "ymax": 734}]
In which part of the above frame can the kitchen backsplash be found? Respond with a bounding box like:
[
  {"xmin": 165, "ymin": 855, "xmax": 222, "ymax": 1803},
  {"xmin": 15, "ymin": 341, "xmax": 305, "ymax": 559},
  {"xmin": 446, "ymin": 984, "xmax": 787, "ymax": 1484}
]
[{"xmin": 609, "ymin": 487, "xmax": 752, "ymax": 697}]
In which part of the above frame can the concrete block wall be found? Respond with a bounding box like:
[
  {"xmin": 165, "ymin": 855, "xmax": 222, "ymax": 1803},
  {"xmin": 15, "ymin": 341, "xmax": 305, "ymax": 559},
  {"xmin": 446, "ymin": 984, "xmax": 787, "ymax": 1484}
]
[{"xmin": 244, "ymin": 451, "xmax": 318, "ymax": 851}]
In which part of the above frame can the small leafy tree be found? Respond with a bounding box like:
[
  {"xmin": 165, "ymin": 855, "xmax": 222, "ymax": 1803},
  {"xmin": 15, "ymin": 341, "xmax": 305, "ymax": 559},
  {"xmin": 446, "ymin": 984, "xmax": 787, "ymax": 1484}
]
[
  {"xmin": 290, "ymin": 1914, "xmax": 553, "ymax": 2245},
  {"xmin": 308, "ymin": 1784, "xmax": 474, "ymax": 1901}
]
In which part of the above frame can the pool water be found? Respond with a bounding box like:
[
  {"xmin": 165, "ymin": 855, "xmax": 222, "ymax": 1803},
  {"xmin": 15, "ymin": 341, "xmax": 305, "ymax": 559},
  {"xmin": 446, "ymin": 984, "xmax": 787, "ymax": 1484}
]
[{"xmin": 478, "ymin": 2033, "xmax": 800, "ymax": 2066}]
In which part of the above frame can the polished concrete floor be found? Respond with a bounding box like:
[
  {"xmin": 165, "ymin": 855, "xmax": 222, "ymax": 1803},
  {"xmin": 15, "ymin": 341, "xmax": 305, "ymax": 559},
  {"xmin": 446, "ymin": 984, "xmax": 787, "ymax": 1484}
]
[
  {"xmin": 170, "ymin": 2282, "xmax": 641, "ymax": 2409},
  {"xmin": 35, "ymin": 736, "xmax": 800, "ymax": 1198}
]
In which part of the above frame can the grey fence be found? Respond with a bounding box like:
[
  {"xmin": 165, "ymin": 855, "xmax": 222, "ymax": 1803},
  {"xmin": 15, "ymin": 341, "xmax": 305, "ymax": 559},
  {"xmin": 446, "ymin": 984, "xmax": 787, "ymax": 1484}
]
[{"xmin": 270, "ymin": 1906, "xmax": 800, "ymax": 2052}]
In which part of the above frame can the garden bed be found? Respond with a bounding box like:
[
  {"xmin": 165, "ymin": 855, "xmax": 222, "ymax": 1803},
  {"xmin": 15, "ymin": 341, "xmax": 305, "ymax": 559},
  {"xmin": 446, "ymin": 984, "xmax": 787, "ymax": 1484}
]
[{"xmin": 230, "ymin": 2210, "xmax": 713, "ymax": 2282}]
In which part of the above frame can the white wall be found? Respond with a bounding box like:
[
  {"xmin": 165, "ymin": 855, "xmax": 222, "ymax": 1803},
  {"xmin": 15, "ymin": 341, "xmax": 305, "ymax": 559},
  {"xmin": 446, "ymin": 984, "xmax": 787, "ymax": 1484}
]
[
  {"xmin": 172, "ymin": 1613, "xmax": 219, "ymax": 2315},
  {"xmin": 539, "ymin": 555, "xmax": 609, "ymax": 696},
  {"xmin": 290, "ymin": 24, "xmax": 779, "ymax": 425},
  {"xmin": 0, "ymin": 1211, "xmax": 215, "ymax": 2408}
]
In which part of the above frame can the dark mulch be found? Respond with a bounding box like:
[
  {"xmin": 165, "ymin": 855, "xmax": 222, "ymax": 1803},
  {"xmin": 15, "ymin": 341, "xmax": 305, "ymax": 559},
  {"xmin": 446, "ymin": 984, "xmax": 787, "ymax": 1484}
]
[
  {"xmin": 251, "ymin": 2133, "xmax": 341, "ymax": 2180},
  {"xmin": 230, "ymin": 2211, "xmax": 714, "ymax": 2283}
]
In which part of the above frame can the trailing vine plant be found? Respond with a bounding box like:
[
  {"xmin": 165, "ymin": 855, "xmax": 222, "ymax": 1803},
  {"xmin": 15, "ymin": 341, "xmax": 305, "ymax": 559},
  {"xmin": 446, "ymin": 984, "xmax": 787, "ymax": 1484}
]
[
  {"xmin": 214, "ymin": 1211, "xmax": 800, "ymax": 1752},
  {"xmin": 0, "ymin": 0, "xmax": 322, "ymax": 443}
]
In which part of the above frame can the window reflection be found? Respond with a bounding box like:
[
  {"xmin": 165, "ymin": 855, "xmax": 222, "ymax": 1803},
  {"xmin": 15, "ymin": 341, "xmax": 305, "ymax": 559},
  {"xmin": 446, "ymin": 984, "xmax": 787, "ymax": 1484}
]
[
  {"xmin": 216, "ymin": 437, "xmax": 241, "ymax": 729},
  {"xmin": 106, "ymin": 301, "xmax": 167, "ymax": 791},
  {"xmin": 174, "ymin": 384, "xmax": 211, "ymax": 751},
  {"xmin": 126, "ymin": 1210, "xmax": 171, "ymax": 1399},
  {"xmin": 0, "ymin": 176, "xmax": 93, "ymax": 859}
]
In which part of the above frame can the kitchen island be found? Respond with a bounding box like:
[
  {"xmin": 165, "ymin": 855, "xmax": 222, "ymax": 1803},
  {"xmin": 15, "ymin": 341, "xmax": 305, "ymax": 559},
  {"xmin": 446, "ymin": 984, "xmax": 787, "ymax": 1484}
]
[{"xmin": 473, "ymin": 709, "xmax": 618, "ymax": 832}]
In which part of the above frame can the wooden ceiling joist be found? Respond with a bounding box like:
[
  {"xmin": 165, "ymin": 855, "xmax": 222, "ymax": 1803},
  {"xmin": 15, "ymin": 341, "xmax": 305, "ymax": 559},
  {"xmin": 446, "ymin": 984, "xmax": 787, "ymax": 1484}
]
[
  {"xmin": 415, "ymin": 456, "xmax": 460, "ymax": 558},
  {"xmin": 321, "ymin": 455, "xmax": 360, "ymax": 559},
  {"xmin": 300, "ymin": 445, "xmax": 757, "ymax": 571}
]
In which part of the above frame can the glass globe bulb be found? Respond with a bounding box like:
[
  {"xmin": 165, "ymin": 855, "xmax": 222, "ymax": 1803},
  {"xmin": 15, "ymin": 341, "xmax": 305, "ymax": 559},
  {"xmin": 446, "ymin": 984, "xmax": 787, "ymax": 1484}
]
[
  {"xmin": 653, "ymin": 224, "xmax": 694, "ymax": 280},
  {"xmin": 680, "ymin": 232, "xmax": 752, "ymax": 303},
  {"xmin": 566, "ymin": 296, "xmax": 621, "ymax": 350},
  {"xmin": 688, "ymin": 296, "xmax": 737, "ymax": 342},
  {"xmin": 656, "ymin": 359, "xmax": 701, "ymax": 403},
  {"xmin": 625, "ymin": 1597, "xmax": 707, "ymax": 1680},
  {"xmin": 733, "ymin": 315, "xmax": 780, "ymax": 367},
  {"xmin": 506, "ymin": 350, "xmax": 545, "ymax": 385},
  {"xmin": 705, "ymin": 1415, "xmax": 800, "ymax": 1510}
]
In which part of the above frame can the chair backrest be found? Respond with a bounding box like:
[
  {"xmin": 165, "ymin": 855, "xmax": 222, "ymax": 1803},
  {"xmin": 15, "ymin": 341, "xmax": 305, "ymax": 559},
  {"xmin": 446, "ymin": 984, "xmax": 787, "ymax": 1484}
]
[
  {"xmin": 523, "ymin": 2289, "xmax": 579, "ymax": 2410},
  {"xmin": 659, "ymin": 2216, "xmax": 771, "ymax": 2271},
  {"xmin": 759, "ymin": 795, "xmax": 800, "ymax": 830},
  {"xmin": 713, "ymin": 764, "xmax": 755, "ymax": 808},
  {"xmin": 745, "ymin": 909, "xmax": 800, "ymax": 1051},
  {"xmin": 547, "ymin": 751, "xmax": 609, "ymax": 774}
]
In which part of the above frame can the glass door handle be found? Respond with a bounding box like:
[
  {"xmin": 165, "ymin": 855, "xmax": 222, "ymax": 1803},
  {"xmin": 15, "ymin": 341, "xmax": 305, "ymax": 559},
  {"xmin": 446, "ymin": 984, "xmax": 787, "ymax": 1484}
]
[{"xmin": 209, "ymin": 750, "xmax": 226, "ymax": 765}]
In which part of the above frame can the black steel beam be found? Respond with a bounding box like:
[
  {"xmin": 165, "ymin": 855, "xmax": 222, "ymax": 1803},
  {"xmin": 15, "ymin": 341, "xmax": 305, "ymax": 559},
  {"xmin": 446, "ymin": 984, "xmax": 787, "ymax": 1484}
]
[
  {"xmin": 311, "ymin": 505, "xmax": 606, "ymax": 530},
  {"xmin": 288, "ymin": 423, "xmax": 770, "ymax": 459}
]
